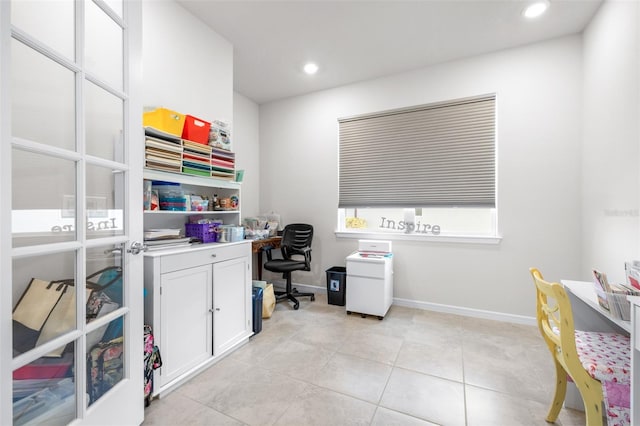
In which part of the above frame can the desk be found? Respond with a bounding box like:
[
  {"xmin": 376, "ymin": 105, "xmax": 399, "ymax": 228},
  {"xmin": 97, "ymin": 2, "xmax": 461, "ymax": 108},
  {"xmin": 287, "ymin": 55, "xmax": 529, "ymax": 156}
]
[
  {"xmin": 629, "ymin": 296, "xmax": 640, "ymax": 424},
  {"xmin": 561, "ymin": 280, "xmax": 632, "ymax": 412},
  {"xmin": 251, "ymin": 237, "xmax": 281, "ymax": 280},
  {"xmin": 562, "ymin": 280, "xmax": 630, "ymax": 334}
]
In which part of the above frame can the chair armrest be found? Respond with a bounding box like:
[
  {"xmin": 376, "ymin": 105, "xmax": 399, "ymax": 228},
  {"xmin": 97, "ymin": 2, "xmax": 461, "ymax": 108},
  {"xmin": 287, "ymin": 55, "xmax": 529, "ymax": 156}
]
[
  {"xmin": 294, "ymin": 246, "xmax": 312, "ymax": 267},
  {"xmin": 261, "ymin": 244, "xmax": 275, "ymax": 261}
]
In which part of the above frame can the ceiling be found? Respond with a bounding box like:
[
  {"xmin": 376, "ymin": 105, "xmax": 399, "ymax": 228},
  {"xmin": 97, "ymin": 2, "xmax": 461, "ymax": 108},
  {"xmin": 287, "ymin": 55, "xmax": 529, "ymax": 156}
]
[{"xmin": 177, "ymin": 0, "xmax": 603, "ymax": 105}]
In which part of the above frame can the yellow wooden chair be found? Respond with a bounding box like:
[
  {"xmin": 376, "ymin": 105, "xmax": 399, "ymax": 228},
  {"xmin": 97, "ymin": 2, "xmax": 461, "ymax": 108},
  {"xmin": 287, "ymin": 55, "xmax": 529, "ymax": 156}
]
[{"xmin": 529, "ymin": 268, "xmax": 631, "ymax": 425}]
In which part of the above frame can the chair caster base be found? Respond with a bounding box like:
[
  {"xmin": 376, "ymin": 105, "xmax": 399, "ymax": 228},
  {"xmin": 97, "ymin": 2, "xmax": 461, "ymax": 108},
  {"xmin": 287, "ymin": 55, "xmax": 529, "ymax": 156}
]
[{"xmin": 275, "ymin": 291, "xmax": 313, "ymax": 310}]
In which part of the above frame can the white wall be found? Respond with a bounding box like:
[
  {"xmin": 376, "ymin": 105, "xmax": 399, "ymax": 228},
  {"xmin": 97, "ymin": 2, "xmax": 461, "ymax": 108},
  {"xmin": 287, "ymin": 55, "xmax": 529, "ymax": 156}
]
[
  {"xmin": 141, "ymin": 5, "xmax": 263, "ymax": 227},
  {"xmin": 142, "ymin": 1, "xmax": 232, "ymax": 125},
  {"xmin": 233, "ymin": 92, "xmax": 260, "ymax": 218},
  {"xmin": 259, "ymin": 36, "xmax": 584, "ymax": 319},
  {"xmin": 141, "ymin": 1, "xmax": 259, "ymax": 231},
  {"xmin": 582, "ymin": 1, "xmax": 640, "ymax": 284}
]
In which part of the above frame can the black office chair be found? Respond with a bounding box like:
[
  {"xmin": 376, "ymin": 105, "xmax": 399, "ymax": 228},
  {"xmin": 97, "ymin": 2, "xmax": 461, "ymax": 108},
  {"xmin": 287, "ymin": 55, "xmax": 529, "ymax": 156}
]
[{"xmin": 263, "ymin": 223, "xmax": 315, "ymax": 310}]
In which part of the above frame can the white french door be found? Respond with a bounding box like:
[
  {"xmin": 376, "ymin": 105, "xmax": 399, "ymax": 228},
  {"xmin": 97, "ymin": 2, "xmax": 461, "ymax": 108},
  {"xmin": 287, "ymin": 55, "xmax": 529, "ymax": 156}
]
[{"xmin": 1, "ymin": 0, "xmax": 143, "ymax": 424}]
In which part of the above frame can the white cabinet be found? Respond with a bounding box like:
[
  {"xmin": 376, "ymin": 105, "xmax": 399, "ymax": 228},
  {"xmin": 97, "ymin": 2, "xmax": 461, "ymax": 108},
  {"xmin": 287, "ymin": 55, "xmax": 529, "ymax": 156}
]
[
  {"xmin": 144, "ymin": 241, "xmax": 252, "ymax": 395},
  {"xmin": 345, "ymin": 253, "xmax": 394, "ymax": 319}
]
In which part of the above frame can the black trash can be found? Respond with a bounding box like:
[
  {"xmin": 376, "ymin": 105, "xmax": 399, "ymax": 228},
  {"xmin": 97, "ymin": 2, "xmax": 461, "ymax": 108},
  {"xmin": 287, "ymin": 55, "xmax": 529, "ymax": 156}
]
[
  {"xmin": 252, "ymin": 287, "xmax": 263, "ymax": 334},
  {"xmin": 326, "ymin": 266, "xmax": 347, "ymax": 306}
]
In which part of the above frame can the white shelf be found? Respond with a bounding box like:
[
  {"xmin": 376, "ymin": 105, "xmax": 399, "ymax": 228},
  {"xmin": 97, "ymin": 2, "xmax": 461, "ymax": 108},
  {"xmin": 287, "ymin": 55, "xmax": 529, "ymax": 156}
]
[
  {"xmin": 144, "ymin": 168, "xmax": 240, "ymax": 189},
  {"xmin": 144, "ymin": 210, "xmax": 239, "ymax": 215},
  {"xmin": 143, "ymin": 167, "xmax": 242, "ymax": 228}
]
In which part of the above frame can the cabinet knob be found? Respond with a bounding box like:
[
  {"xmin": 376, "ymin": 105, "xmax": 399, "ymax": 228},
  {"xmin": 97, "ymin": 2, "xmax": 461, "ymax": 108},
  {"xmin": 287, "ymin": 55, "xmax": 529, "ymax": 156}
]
[{"xmin": 211, "ymin": 254, "xmax": 217, "ymax": 258}]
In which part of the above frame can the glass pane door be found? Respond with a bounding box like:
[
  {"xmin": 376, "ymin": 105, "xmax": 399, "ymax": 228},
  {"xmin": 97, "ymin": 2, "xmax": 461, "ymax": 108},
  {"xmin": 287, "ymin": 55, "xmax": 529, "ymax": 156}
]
[{"xmin": 4, "ymin": 0, "xmax": 143, "ymax": 424}]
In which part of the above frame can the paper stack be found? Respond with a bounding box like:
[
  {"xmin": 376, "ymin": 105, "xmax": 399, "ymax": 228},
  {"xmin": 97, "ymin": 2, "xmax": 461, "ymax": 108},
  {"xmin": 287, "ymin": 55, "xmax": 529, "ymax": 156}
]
[
  {"xmin": 211, "ymin": 148, "xmax": 235, "ymax": 180},
  {"xmin": 182, "ymin": 140, "xmax": 212, "ymax": 177},
  {"xmin": 144, "ymin": 128, "xmax": 183, "ymax": 173},
  {"xmin": 144, "ymin": 228, "xmax": 192, "ymax": 251}
]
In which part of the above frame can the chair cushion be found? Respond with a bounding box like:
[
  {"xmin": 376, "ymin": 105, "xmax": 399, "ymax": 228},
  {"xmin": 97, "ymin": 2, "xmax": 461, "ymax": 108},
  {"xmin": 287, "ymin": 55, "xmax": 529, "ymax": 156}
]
[
  {"xmin": 603, "ymin": 380, "xmax": 631, "ymax": 418},
  {"xmin": 264, "ymin": 259, "xmax": 307, "ymax": 273},
  {"xmin": 574, "ymin": 330, "xmax": 630, "ymax": 384}
]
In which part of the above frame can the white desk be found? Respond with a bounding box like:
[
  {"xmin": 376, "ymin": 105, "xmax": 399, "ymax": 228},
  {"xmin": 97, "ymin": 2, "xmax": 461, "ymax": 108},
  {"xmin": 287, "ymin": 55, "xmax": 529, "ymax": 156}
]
[
  {"xmin": 560, "ymin": 280, "xmax": 631, "ymax": 412},
  {"xmin": 629, "ymin": 296, "xmax": 640, "ymax": 424},
  {"xmin": 562, "ymin": 280, "xmax": 630, "ymax": 334}
]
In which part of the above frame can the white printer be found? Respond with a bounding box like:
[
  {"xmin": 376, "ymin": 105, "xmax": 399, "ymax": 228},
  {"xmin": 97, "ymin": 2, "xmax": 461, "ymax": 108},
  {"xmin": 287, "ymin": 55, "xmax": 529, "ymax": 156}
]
[
  {"xmin": 356, "ymin": 239, "xmax": 392, "ymax": 256},
  {"xmin": 345, "ymin": 240, "xmax": 394, "ymax": 319}
]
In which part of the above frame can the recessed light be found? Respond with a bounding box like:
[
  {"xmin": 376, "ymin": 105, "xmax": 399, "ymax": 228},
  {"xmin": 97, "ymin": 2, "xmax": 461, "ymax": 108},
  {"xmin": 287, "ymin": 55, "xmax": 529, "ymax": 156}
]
[
  {"xmin": 303, "ymin": 62, "xmax": 319, "ymax": 75},
  {"xmin": 523, "ymin": 0, "xmax": 549, "ymax": 19}
]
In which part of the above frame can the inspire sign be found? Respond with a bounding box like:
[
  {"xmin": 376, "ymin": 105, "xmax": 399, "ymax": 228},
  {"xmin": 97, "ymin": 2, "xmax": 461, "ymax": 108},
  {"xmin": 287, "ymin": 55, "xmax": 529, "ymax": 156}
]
[{"xmin": 378, "ymin": 217, "xmax": 441, "ymax": 235}]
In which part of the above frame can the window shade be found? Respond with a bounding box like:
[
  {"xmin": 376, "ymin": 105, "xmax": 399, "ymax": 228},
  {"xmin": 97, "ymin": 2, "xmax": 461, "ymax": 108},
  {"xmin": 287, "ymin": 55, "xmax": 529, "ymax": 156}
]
[{"xmin": 338, "ymin": 94, "xmax": 496, "ymax": 208}]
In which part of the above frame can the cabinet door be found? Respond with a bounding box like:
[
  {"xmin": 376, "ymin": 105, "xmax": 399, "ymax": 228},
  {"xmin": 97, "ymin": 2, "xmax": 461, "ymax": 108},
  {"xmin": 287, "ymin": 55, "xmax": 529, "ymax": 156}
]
[
  {"xmin": 160, "ymin": 264, "xmax": 213, "ymax": 385},
  {"xmin": 213, "ymin": 257, "xmax": 250, "ymax": 356}
]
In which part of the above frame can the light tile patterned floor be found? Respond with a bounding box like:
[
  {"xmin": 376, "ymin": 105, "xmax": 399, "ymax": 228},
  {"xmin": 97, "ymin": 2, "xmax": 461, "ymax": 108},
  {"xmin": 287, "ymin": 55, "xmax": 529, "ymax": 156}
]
[{"xmin": 143, "ymin": 293, "xmax": 586, "ymax": 426}]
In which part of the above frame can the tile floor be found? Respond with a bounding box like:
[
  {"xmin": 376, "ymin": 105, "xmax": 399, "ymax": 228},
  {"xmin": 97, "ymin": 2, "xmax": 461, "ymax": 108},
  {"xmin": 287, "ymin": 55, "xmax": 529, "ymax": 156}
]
[{"xmin": 143, "ymin": 292, "xmax": 586, "ymax": 426}]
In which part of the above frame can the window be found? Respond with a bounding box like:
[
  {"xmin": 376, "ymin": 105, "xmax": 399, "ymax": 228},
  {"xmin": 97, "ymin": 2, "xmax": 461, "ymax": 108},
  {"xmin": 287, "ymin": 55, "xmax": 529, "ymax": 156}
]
[{"xmin": 338, "ymin": 94, "xmax": 497, "ymax": 238}]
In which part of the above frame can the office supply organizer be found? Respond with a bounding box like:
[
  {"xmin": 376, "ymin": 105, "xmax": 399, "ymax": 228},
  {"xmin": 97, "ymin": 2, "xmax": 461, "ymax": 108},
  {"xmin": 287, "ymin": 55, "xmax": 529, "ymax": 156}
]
[
  {"xmin": 185, "ymin": 222, "xmax": 222, "ymax": 243},
  {"xmin": 182, "ymin": 114, "xmax": 211, "ymax": 145},
  {"xmin": 144, "ymin": 127, "xmax": 236, "ymax": 181},
  {"xmin": 143, "ymin": 107, "xmax": 186, "ymax": 138}
]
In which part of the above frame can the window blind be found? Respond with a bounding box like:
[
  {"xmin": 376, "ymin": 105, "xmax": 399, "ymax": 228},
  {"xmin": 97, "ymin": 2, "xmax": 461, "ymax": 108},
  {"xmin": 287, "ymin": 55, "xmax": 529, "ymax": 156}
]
[{"xmin": 338, "ymin": 94, "xmax": 496, "ymax": 208}]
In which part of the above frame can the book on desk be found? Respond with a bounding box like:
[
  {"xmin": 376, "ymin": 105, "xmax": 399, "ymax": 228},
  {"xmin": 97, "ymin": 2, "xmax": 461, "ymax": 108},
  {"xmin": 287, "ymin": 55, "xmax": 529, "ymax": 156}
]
[
  {"xmin": 625, "ymin": 260, "xmax": 640, "ymax": 291},
  {"xmin": 592, "ymin": 268, "xmax": 640, "ymax": 321}
]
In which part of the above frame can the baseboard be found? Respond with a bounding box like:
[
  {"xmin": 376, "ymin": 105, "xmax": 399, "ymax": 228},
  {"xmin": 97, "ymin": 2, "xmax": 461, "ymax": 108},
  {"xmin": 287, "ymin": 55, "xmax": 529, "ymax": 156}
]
[
  {"xmin": 271, "ymin": 280, "xmax": 327, "ymax": 294},
  {"xmin": 274, "ymin": 280, "xmax": 536, "ymax": 326},
  {"xmin": 392, "ymin": 297, "xmax": 536, "ymax": 326}
]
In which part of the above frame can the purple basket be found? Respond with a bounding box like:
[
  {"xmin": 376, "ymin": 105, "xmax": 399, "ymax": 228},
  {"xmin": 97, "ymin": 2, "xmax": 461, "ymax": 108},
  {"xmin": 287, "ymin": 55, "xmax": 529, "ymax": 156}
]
[{"xmin": 185, "ymin": 222, "xmax": 221, "ymax": 243}]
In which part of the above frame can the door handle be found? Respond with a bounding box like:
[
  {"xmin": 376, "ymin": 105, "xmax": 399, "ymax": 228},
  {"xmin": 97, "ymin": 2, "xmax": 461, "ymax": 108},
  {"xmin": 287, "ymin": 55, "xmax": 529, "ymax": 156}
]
[{"xmin": 127, "ymin": 241, "xmax": 148, "ymax": 255}]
